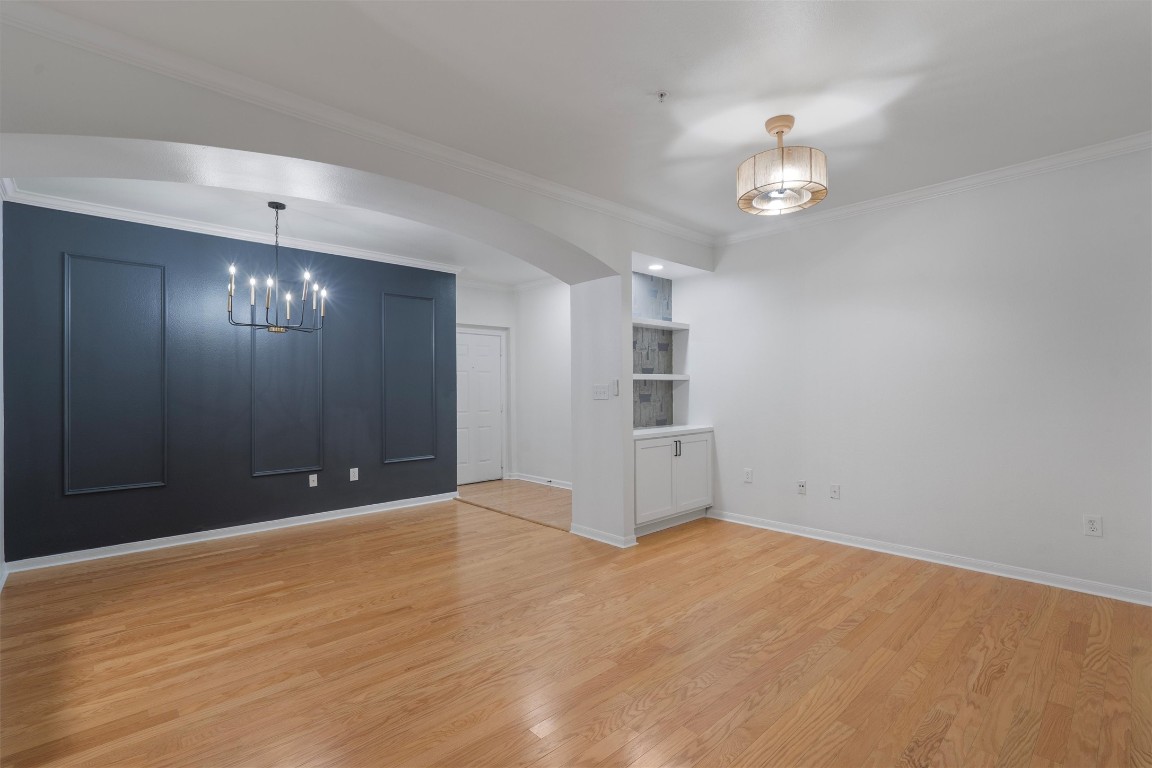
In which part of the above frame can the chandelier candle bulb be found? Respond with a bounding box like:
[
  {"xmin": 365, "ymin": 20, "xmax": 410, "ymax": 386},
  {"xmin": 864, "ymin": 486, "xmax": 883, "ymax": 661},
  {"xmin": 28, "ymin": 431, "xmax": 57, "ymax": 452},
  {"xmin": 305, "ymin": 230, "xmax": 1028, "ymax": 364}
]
[
  {"xmin": 286, "ymin": 292, "xmax": 291, "ymax": 321},
  {"xmin": 321, "ymin": 289, "xmax": 327, "ymax": 318},
  {"xmin": 249, "ymin": 277, "xmax": 256, "ymax": 306},
  {"xmin": 228, "ymin": 265, "xmax": 236, "ymax": 296}
]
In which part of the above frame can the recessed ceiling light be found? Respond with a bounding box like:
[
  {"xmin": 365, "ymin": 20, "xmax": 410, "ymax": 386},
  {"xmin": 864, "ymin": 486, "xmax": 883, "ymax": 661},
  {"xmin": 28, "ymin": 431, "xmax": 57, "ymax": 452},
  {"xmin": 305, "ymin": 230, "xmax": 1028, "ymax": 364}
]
[{"xmin": 648, "ymin": 264, "xmax": 664, "ymax": 271}]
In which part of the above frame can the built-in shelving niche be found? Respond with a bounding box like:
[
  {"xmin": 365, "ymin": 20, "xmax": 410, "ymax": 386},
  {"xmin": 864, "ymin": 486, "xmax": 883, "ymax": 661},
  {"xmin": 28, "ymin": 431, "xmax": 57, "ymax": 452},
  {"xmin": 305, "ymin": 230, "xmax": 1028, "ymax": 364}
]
[
  {"xmin": 632, "ymin": 322, "xmax": 690, "ymax": 428},
  {"xmin": 632, "ymin": 271, "xmax": 692, "ymax": 428}
]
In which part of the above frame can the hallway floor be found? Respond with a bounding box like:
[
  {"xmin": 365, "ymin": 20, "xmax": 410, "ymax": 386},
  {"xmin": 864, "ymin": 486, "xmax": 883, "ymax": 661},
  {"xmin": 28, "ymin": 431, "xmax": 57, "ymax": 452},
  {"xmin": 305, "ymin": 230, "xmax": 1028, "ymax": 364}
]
[{"xmin": 458, "ymin": 479, "xmax": 572, "ymax": 532}]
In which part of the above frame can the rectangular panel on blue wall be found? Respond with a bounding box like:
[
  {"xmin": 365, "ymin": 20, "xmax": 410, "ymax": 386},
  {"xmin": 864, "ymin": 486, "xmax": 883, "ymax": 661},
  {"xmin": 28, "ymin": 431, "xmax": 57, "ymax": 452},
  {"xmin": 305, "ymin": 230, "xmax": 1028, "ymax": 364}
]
[
  {"xmin": 382, "ymin": 294, "xmax": 436, "ymax": 463},
  {"xmin": 64, "ymin": 253, "xmax": 166, "ymax": 494},
  {"xmin": 251, "ymin": 328, "xmax": 323, "ymax": 475}
]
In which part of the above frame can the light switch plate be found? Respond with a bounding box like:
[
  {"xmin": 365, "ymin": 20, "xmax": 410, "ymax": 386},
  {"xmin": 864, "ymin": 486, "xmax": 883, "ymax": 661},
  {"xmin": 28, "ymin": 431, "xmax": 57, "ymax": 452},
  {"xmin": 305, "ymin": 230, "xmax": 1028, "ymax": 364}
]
[
  {"xmin": 309, "ymin": 473, "xmax": 318, "ymax": 488},
  {"xmin": 350, "ymin": 467, "xmax": 359, "ymax": 481},
  {"xmin": 592, "ymin": 384, "xmax": 610, "ymax": 400},
  {"xmin": 830, "ymin": 484, "xmax": 841, "ymax": 500}
]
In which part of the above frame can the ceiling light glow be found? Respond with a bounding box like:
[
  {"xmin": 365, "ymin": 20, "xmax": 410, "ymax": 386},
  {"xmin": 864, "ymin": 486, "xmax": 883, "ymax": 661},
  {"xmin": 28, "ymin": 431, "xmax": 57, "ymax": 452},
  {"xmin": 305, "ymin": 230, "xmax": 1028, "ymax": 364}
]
[{"xmin": 737, "ymin": 115, "xmax": 827, "ymax": 216}]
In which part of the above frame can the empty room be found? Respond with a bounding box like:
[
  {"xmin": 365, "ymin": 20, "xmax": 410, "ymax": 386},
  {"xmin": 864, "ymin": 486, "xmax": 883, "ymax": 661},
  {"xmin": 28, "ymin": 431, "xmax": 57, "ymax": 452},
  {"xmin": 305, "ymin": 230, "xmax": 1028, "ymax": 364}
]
[{"xmin": 1, "ymin": 2, "xmax": 1149, "ymax": 766}]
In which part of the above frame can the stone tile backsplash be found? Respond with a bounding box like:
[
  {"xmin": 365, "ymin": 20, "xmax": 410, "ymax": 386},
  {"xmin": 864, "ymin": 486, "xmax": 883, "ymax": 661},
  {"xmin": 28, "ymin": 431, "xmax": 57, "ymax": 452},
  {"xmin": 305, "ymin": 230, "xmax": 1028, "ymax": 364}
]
[
  {"xmin": 631, "ymin": 272, "xmax": 672, "ymax": 321},
  {"xmin": 633, "ymin": 327, "xmax": 672, "ymax": 374},
  {"xmin": 634, "ymin": 380, "xmax": 673, "ymax": 428},
  {"xmin": 633, "ymin": 326, "xmax": 673, "ymax": 427}
]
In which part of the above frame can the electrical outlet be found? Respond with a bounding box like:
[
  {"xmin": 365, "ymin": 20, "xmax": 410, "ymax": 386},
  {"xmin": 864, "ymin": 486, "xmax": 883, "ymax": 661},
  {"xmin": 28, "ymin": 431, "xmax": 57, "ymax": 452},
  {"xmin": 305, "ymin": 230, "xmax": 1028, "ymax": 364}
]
[
  {"xmin": 742, "ymin": 468, "xmax": 753, "ymax": 484},
  {"xmin": 1083, "ymin": 515, "xmax": 1102, "ymax": 537},
  {"xmin": 592, "ymin": 384, "xmax": 610, "ymax": 400},
  {"xmin": 309, "ymin": 473, "xmax": 318, "ymax": 488},
  {"xmin": 797, "ymin": 480, "xmax": 807, "ymax": 495},
  {"xmin": 830, "ymin": 484, "xmax": 841, "ymax": 500},
  {"xmin": 350, "ymin": 467, "xmax": 359, "ymax": 482}
]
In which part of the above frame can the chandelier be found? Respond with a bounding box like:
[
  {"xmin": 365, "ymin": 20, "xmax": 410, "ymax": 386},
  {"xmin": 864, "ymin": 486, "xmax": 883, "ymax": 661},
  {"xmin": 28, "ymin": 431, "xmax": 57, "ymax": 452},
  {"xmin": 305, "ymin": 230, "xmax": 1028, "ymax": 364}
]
[
  {"xmin": 227, "ymin": 202, "xmax": 326, "ymax": 333},
  {"xmin": 737, "ymin": 115, "xmax": 828, "ymax": 216}
]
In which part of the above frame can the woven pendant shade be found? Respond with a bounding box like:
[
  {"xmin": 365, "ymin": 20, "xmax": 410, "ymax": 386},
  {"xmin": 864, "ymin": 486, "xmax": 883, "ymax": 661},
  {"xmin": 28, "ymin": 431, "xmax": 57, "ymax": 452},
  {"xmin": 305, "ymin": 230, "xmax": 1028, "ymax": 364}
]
[{"xmin": 737, "ymin": 116, "xmax": 828, "ymax": 216}]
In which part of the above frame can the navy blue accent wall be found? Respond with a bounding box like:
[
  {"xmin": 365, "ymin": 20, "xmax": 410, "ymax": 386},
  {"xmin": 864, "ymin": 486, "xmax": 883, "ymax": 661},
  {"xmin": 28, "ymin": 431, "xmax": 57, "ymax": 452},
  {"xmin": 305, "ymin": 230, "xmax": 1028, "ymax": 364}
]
[{"xmin": 3, "ymin": 203, "xmax": 456, "ymax": 561}]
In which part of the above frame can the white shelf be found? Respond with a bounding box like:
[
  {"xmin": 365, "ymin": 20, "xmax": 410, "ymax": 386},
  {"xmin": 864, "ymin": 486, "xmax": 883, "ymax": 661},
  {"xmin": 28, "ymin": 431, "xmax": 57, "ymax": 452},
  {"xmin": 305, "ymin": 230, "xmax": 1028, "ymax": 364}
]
[
  {"xmin": 633, "ymin": 373, "xmax": 689, "ymax": 382},
  {"xmin": 632, "ymin": 318, "xmax": 689, "ymax": 332}
]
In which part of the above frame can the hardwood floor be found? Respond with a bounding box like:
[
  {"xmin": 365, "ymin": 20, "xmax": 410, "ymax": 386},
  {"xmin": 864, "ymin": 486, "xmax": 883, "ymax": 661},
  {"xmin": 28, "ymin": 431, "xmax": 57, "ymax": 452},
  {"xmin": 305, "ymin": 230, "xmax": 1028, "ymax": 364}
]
[
  {"xmin": 458, "ymin": 479, "xmax": 572, "ymax": 532},
  {"xmin": 2, "ymin": 501, "xmax": 1148, "ymax": 767}
]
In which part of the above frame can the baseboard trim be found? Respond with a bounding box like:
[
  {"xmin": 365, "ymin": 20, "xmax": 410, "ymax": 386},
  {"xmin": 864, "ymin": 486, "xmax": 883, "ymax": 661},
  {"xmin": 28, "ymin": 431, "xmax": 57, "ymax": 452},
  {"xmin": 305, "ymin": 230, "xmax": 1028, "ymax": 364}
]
[
  {"xmin": 506, "ymin": 473, "xmax": 573, "ymax": 490},
  {"xmin": 6, "ymin": 492, "xmax": 460, "ymax": 573},
  {"xmin": 569, "ymin": 524, "xmax": 637, "ymax": 548},
  {"xmin": 708, "ymin": 510, "xmax": 1152, "ymax": 607},
  {"xmin": 635, "ymin": 508, "xmax": 708, "ymax": 538}
]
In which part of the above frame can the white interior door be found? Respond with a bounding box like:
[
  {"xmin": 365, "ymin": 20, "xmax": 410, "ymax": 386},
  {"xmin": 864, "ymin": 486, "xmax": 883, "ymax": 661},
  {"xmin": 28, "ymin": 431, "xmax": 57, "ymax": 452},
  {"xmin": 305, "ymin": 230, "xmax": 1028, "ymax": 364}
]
[{"xmin": 457, "ymin": 330, "xmax": 504, "ymax": 485}]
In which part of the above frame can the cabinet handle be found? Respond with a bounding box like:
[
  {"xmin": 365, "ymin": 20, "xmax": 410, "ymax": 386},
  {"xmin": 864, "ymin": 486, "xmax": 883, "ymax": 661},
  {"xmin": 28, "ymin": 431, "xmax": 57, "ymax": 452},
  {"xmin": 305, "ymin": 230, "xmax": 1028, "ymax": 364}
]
[{"xmin": 674, "ymin": 439, "xmax": 681, "ymax": 457}]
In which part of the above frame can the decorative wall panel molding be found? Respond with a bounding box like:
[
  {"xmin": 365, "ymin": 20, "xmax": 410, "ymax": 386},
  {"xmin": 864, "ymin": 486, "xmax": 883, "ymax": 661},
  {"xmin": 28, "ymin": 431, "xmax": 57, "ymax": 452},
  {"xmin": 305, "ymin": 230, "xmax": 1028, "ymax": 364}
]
[
  {"xmin": 64, "ymin": 252, "xmax": 166, "ymax": 493},
  {"xmin": 382, "ymin": 293, "xmax": 437, "ymax": 463},
  {"xmin": 251, "ymin": 324, "xmax": 323, "ymax": 476}
]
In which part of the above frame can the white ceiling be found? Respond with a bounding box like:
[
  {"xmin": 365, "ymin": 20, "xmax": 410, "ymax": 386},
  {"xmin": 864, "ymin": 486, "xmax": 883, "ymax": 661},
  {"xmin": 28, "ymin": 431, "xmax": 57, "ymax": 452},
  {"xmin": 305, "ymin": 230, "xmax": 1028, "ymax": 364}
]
[
  {"xmin": 30, "ymin": 0, "xmax": 1152, "ymax": 242},
  {"xmin": 8, "ymin": 177, "xmax": 553, "ymax": 285}
]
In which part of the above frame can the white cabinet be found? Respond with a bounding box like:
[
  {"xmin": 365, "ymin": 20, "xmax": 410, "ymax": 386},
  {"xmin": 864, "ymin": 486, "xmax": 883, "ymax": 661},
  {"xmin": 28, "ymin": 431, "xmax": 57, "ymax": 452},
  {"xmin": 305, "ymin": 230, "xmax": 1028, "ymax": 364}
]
[
  {"xmin": 634, "ymin": 430, "xmax": 713, "ymax": 525},
  {"xmin": 673, "ymin": 432, "xmax": 713, "ymax": 514}
]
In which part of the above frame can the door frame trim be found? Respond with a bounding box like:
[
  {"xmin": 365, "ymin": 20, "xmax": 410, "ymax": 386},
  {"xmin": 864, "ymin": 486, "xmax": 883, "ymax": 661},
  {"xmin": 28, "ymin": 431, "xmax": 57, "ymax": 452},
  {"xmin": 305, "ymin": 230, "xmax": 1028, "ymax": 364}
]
[{"xmin": 456, "ymin": 325, "xmax": 511, "ymax": 485}]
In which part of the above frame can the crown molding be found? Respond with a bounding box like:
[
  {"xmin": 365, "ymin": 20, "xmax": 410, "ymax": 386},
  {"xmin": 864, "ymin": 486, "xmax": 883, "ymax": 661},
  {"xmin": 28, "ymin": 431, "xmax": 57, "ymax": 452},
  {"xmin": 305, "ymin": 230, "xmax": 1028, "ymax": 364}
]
[
  {"xmin": 0, "ymin": 179, "xmax": 463, "ymax": 274},
  {"xmin": 0, "ymin": 2, "xmax": 716, "ymax": 249},
  {"xmin": 725, "ymin": 131, "xmax": 1152, "ymax": 246}
]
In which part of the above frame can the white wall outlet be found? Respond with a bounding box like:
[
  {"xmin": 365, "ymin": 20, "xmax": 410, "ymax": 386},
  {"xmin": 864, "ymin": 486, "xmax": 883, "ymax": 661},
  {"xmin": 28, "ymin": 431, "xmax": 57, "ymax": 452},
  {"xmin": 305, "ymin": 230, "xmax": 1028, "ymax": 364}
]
[
  {"xmin": 592, "ymin": 384, "xmax": 610, "ymax": 400},
  {"xmin": 350, "ymin": 467, "xmax": 359, "ymax": 482},
  {"xmin": 1083, "ymin": 515, "xmax": 1102, "ymax": 537},
  {"xmin": 742, "ymin": 468, "xmax": 753, "ymax": 484},
  {"xmin": 797, "ymin": 480, "xmax": 807, "ymax": 495},
  {"xmin": 830, "ymin": 484, "xmax": 841, "ymax": 500},
  {"xmin": 309, "ymin": 473, "xmax": 318, "ymax": 488}
]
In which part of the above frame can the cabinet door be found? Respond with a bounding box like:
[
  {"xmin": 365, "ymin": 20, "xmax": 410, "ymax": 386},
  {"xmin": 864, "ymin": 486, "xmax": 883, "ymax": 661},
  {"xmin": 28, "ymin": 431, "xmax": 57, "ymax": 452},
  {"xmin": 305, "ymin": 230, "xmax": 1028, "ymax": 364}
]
[
  {"xmin": 673, "ymin": 433, "xmax": 713, "ymax": 514},
  {"xmin": 635, "ymin": 437, "xmax": 675, "ymax": 524}
]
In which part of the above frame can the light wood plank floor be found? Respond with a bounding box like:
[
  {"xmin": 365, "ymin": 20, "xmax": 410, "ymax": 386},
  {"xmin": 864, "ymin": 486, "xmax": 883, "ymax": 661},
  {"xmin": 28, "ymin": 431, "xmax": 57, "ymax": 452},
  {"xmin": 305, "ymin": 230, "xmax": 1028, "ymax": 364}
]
[
  {"xmin": 2, "ymin": 502, "xmax": 1148, "ymax": 767},
  {"xmin": 458, "ymin": 478, "xmax": 572, "ymax": 532}
]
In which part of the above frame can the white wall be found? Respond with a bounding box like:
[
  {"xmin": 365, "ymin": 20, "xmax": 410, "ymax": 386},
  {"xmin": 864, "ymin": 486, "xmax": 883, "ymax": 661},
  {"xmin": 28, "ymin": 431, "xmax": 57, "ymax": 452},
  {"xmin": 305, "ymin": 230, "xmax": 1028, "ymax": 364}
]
[
  {"xmin": 570, "ymin": 275, "xmax": 634, "ymax": 545},
  {"xmin": 515, "ymin": 281, "xmax": 572, "ymax": 484},
  {"xmin": 677, "ymin": 149, "xmax": 1151, "ymax": 597},
  {"xmin": 457, "ymin": 282, "xmax": 517, "ymax": 329}
]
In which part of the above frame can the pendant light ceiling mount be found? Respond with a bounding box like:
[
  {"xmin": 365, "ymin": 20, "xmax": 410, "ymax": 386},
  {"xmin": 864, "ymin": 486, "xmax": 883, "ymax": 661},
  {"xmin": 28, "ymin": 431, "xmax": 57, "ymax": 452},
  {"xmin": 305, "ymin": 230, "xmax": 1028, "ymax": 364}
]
[{"xmin": 737, "ymin": 114, "xmax": 828, "ymax": 216}]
